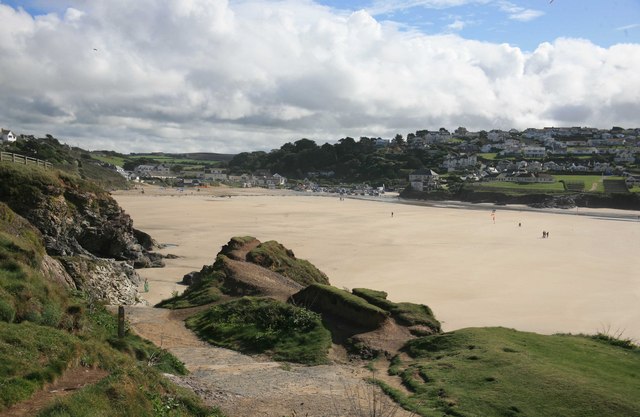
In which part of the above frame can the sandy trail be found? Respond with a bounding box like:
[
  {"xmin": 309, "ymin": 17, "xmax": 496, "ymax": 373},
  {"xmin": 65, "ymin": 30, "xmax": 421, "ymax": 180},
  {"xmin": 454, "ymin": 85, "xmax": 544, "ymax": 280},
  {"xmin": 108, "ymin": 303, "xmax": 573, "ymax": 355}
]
[
  {"xmin": 124, "ymin": 306, "xmax": 414, "ymax": 417},
  {"xmin": 115, "ymin": 186, "xmax": 640, "ymax": 341}
]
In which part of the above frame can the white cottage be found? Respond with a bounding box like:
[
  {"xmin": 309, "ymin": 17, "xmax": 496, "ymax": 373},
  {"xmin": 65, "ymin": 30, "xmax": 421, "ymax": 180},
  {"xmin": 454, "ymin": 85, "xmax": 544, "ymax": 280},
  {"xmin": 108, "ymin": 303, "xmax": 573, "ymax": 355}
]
[{"xmin": 1, "ymin": 129, "xmax": 17, "ymax": 142}]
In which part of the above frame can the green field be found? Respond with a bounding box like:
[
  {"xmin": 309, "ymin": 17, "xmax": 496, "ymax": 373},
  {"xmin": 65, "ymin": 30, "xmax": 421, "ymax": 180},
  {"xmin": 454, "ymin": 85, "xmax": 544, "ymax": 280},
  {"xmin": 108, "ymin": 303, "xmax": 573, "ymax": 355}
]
[
  {"xmin": 378, "ymin": 327, "xmax": 640, "ymax": 417},
  {"xmin": 555, "ymin": 175, "xmax": 625, "ymax": 193},
  {"xmin": 91, "ymin": 154, "xmax": 127, "ymax": 167},
  {"xmin": 466, "ymin": 180, "xmax": 565, "ymax": 194},
  {"xmin": 468, "ymin": 175, "xmax": 627, "ymax": 194}
]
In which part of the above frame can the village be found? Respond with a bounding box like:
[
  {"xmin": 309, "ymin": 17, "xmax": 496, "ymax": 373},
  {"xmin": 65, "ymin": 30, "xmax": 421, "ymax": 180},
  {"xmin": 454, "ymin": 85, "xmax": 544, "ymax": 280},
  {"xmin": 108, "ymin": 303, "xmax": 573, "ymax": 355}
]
[{"xmin": 2, "ymin": 125, "xmax": 640, "ymax": 194}]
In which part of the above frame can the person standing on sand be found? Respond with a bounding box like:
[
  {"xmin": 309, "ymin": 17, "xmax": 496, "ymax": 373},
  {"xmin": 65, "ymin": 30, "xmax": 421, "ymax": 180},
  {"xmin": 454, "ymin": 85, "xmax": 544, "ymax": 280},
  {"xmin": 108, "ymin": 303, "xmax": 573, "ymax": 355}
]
[{"xmin": 391, "ymin": 211, "xmax": 394, "ymax": 218}]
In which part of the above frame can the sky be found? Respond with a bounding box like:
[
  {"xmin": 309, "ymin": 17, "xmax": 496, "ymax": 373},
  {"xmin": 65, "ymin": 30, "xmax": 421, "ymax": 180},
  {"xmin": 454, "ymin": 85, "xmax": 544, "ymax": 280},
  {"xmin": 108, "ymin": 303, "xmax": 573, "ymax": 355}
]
[{"xmin": 0, "ymin": 0, "xmax": 639, "ymax": 153}]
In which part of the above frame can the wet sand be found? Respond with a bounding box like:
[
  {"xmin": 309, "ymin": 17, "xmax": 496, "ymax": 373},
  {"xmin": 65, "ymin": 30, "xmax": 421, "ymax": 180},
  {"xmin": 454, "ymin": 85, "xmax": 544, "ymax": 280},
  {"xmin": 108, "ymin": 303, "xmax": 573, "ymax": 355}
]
[{"xmin": 114, "ymin": 186, "xmax": 640, "ymax": 340}]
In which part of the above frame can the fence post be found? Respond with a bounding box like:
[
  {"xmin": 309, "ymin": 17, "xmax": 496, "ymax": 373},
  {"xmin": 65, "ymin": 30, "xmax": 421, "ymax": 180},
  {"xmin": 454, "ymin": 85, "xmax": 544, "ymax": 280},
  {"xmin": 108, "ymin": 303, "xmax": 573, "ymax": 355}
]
[{"xmin": 118, "ymin": 306, "xmax": 125, "ymax": 338}]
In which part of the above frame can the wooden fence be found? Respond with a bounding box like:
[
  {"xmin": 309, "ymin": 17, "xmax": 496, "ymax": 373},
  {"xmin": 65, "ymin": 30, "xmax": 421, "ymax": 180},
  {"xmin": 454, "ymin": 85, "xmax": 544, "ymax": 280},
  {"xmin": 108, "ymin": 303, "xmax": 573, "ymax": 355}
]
[{"xmin": 0, "ymin": 152, "xmax": 52, "ymax": 169}]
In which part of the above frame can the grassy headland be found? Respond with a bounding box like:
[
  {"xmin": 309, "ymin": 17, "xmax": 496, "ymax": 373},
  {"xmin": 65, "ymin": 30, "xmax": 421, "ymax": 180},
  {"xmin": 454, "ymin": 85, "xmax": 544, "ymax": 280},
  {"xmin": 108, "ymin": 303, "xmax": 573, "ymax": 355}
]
[{"xmin": 377, "ymin": 327, "xmax": 640, "ymax": 417}]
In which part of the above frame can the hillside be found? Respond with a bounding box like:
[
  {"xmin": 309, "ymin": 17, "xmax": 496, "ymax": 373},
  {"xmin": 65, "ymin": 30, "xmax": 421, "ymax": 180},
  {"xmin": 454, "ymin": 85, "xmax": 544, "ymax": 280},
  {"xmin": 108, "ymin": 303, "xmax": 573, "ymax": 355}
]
[
  {"xmin": 2, "ymin": 136, "xmax": 129, "ymax": 189},
  {"xmin": 0, "ymin": 162, "xmax": 168, "ymax": 304},
  {"xmin": 385, "ymin": 327, "xmax": 640, "ymax": 417},
  {"xmin": 0, "ymin": 197, "xmax": 221, "ymax": 415}
]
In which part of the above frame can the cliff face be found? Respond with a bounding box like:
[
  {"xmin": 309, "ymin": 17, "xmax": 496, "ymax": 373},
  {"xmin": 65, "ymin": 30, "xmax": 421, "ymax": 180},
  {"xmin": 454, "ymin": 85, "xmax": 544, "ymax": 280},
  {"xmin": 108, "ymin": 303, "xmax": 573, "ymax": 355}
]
[{"xmin": 0, "ymin": 164, "xmax": 154, "ymax": 304}]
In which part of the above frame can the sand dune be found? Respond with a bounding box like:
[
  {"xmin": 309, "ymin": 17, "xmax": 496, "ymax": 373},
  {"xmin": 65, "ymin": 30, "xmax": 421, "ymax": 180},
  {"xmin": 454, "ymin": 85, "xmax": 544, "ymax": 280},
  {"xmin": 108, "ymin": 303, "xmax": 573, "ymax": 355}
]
[{"xmin": 114, "ymin": 186, "xmax": 640, "ymax": 341}]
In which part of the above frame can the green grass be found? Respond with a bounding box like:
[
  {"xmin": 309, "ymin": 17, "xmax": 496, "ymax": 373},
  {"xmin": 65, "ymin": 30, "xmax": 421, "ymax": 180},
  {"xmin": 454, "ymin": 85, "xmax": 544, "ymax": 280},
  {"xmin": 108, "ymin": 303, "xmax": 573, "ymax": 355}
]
[
  {"xmin": 467, "ymin": 180, "xmax": 565, "ymax": 194},
  {"xmin": 470, "ymin": 175, "xmax": 628, "ymax": 195},
  {"xmin": 351, "ymin": 288, "xmax": 440, "ymax": 334},
  {"xmin": 35, "ymin": 364, "xmax": 223, "ymax": 417},
  {"xmin": 246, "ymin": 240, "xmax": 330, "ymax": 286},
  {"xmin": 554, "ymin": 175, "xmax": 604, "ymax": 193},
  {"xmin": 91, "ymin": 154, "xmax": 127, "ymax": 167},
  {"xmin": 0, "ymin": 322, "xmax": 79, "ymax": 408},
  {"xmin": 294, "ymin": 284, "xmax": 388, "ymax": 317},
  {"xmin": 0, "ymin": 304, "xmax": 199, "ymax": 414},
  {"xmin": 0, "ymin": 203, "xmax": 73, "ymax": 326},
  {"xmin": 391, "ymin": 327, "xmax": 640, "ymax": 417},
  {"xmin": 0, "ymin": 200, "xmax": 219, "ymax": 416},
  {"xmin": 186, "ymin": 297, "xmax": 331, "ymax": 364},
  {"xmin": 554, "ymin": 175, "xmax": 625, "ymax": 193},
  {"xmin": 477, "ymin": 153, "xmax": 498, "ymax": 160},
  {"xmin": 155, "ymin": 257, "xmax": 226, "ymax": 309}
]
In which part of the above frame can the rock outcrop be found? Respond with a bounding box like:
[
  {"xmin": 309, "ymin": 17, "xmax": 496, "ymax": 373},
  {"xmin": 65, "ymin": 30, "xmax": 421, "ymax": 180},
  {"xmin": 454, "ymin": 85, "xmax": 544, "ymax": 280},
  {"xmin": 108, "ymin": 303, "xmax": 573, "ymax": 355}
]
[
  {"xmin": 58, "ymin": 256, "xmax": 141, "ymax": 305},
  {"xmin": 0, "ymin": 163, "xmax": 155, "ymax": 305}
]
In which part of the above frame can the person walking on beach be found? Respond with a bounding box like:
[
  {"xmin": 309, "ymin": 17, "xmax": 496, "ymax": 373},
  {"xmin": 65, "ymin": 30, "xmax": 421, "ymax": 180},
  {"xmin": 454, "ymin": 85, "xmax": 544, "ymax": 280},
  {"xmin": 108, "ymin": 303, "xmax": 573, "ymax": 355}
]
[
  {"xmin": 391, "ymin": 211, "xmax": 394, "ymax": 218},
  {"xmin": 542, "ymin": 230, "xmax": 546, "ymax": 238}
]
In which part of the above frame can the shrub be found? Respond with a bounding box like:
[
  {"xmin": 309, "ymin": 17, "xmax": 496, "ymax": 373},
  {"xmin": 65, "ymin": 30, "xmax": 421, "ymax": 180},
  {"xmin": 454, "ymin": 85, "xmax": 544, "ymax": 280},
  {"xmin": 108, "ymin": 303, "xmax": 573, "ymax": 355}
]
[{"xmin": 187, "ymin": 297, "xmax": 331, "ymax": 364}]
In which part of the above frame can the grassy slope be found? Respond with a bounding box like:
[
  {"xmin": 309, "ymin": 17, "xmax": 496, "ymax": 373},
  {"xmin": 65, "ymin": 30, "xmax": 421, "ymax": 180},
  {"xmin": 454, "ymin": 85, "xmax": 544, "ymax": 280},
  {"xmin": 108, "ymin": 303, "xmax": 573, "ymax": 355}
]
[
  {"xmin": 155, "ymin": 256, "xmax": 226, "ymax": 309},
  {"xmin": 351, "ymin": 288, "xmax": 441, "ymax": 334},
  {"xmin": 2, "ymin": 138, "xmax": 128, "ymax": 189},
  {"xmin": 0, "ymin": 186, "xmax": 221, "ymax": 415},
  {"xmin": 383, "ymin": 327, "xmax": 640, "ymax": 417},
  {"xmin": 246, "ymin": 240, "xmax": 330, "ymax": 286},
  {"xmin": 0, "ymin": 202, "xmax": 70, "ymax": 325},
  {"xmin": 186, "ymin": 297, "xmax": 331, "ymax": 365}
]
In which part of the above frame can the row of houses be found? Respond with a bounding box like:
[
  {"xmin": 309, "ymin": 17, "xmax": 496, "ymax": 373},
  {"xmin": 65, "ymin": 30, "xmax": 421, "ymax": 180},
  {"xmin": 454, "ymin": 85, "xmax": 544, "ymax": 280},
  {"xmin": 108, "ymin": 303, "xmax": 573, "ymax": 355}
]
[{"xmin": 130, "ymin": 163, "xmax": 288, "ymax": 188}]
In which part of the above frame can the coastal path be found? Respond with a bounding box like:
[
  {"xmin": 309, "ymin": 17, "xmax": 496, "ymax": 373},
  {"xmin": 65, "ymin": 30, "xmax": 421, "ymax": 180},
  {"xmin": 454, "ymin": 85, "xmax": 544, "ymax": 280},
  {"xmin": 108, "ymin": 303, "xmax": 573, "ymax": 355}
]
[{"xmin": 124, "ymin": 305, "xmax": 414, "ymax": 417}]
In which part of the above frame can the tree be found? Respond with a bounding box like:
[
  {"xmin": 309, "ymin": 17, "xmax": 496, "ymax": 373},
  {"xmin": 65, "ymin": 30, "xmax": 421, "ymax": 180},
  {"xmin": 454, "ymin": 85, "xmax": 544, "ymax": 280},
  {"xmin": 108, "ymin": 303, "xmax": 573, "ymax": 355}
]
[
  {"xmin": 294, "ymin": 138, "xmax": 318, "ymax": 153},
  {"xmin": 392, "ymin": 134, "xmax": 405, "ymax": 147}
]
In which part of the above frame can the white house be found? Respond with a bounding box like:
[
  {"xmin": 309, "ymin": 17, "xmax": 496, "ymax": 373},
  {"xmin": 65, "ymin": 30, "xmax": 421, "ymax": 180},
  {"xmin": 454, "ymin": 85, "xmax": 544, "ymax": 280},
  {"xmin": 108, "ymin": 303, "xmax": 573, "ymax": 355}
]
[
  {"xmin": 441, "ymin": 154, "xmax": 477, "ymax": 171},
  {"xmin": 202, "ymin": 168, "xmax": 228, "ymax": 181},
  {"xmin": 523, "ymin": 146, "xmax": 546, "ymax": 158},
  {"xmin": 1, "ymin": 129, "xmax": 16, "ymax": 142},
  {"xmin": 133, "ymin": 164, "xmax": 173, "ymax": 178},
  {"xmin": 409, "ymin": 169, "xmax": 440, "ymax": 192}
]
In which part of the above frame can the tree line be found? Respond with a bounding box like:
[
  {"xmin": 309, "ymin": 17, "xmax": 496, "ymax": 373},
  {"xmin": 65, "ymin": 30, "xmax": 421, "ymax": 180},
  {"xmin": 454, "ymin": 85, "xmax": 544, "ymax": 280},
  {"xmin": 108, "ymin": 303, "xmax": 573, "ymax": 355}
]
[{"xmin": 227, "ymin": 137, "xmax": 447, "ymax": 185}]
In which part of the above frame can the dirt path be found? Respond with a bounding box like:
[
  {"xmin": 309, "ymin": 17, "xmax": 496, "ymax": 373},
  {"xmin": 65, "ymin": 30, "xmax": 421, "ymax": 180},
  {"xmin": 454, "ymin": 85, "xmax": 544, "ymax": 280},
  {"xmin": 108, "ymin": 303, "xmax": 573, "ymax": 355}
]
[
  {"xmin": 0, "ymin": 368, "xmax": 109, "ymax": 417},
  {"xmin": 124, "ymin": 306, "xmax": 415, "ymax": 417}
]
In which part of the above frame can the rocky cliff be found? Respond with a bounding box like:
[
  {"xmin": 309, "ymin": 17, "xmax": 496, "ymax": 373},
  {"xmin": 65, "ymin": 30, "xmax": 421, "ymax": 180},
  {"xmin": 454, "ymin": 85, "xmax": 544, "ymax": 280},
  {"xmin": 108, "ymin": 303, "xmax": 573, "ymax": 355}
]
[{"xmin": 0, "ymin": 163, "xmax": 159, "ymax": 304}]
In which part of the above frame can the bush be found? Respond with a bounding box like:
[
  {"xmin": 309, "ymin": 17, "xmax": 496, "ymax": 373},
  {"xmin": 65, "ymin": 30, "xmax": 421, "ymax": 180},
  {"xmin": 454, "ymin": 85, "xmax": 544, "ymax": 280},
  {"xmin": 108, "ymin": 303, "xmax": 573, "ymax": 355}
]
[{"xmin": 187, "ymin": 297, "xmax": 331, "ymax": 364}]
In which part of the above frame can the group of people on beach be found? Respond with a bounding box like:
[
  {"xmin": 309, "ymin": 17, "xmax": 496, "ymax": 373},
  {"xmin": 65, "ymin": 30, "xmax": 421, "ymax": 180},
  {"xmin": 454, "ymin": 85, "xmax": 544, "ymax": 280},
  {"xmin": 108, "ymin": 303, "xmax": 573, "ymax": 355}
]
[{"xmin": 542, "ymin": 230, "xmax": 550, "ymax": 238}]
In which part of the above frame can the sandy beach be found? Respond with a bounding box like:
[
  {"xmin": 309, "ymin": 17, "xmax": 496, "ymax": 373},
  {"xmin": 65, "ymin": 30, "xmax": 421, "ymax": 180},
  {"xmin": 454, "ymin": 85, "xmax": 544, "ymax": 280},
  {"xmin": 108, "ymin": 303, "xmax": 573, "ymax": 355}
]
[{"xmin": 114, "ymin": 185, "xmax": 640, "ymax": 341}]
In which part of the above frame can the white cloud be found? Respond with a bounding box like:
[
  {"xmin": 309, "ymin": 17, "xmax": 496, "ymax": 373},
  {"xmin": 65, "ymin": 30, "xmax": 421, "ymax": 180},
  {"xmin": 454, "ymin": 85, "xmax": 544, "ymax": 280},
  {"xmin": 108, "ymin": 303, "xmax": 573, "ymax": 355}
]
[
  {"xmin": 616, "ymin": 23, "xmax": 640, "ymax": 31},
  {"xmin": 497, "ymin": 1, "xmax": 544, "ymax": 22},
  {"xmin": 0, "ymin": 1, "xmax": 637, "ymax": 153},
  {"xmin": 447, "ymin": 18, "xmax": 466, "ymax": 31},
  {"xmin": 508, "ymin": 9, "xmax": 544, "ymax": 22},
  {"xmin": 366, "ymin": 0, "xmax": 487, "ymax": 15}
]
